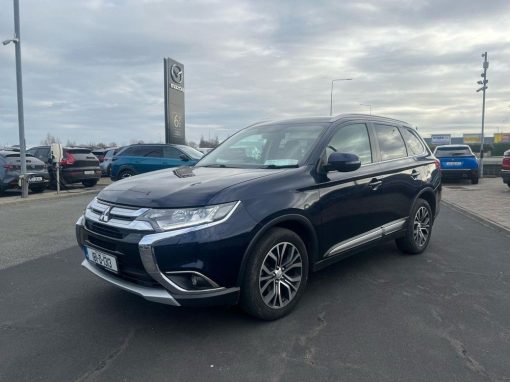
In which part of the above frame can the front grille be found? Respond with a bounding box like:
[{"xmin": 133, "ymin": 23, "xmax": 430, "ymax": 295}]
[{"xmin": 86, "ymin": 220, "xmax": 124, "ymax": 239}]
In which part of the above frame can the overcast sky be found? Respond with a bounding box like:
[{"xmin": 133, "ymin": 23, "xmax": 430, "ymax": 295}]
[{"xmin": 1, "ymin": 0, "xmax": 510, "ymax": 147}]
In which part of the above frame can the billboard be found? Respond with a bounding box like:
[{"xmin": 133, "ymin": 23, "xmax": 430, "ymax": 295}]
[
  {"xmin": 494, "ymin": 133, "xmax": 510, "ymax": 143},
  {"xmin": 431, "ymin": 134, "xmax": 451, "ymax": 145},
  {"xmin": 463, "ymin": 134, "xmax": 481, "ymax": 144},
  {"xmin": 164, "ymin": 58, "xmax": 186, "ymax": 145}
]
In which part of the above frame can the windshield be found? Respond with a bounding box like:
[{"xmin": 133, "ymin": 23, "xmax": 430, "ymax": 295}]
[
  {"xmin": 435, "ymin": 146, "xmax": 473, "ymax": 157},
  {"xmin": 177, "ymin": 145, "xmax": 204, "ymax": 160},
  {"xmin": 197, "ymin": 123, "xmax": 328, "ymax": 168}
]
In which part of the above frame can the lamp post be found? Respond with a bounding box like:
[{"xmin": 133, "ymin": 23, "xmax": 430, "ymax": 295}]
[
  {"xmin": 3, "ymin": 0, "xmax": 28, "ymax": 198},
  {"xmin": 476, "ymin": 52, "xmax": 489, "ymax": 178},
  {"xmin": 360, "ymin": 103, "xmax": 372, "ymax": 115},
  {"xmin": 330, "ymin": 78, "xmax": 352, "ymax": 116}
]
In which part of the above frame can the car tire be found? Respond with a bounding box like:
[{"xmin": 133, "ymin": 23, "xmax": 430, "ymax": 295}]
[
  {"xmin": 240, "ymin": 227, "xmax": 309, "ymax": 321},
  {"xmin": 471, "ymin": 176, "xmax": 479, "ymax": 184},
  {"xmin": 396, "ymin": 198, "xmax": 433, "ymax": 255},
  {"xmin": 30, "ymin": 185, "xmax": 46, "ymax": 193},
  {"xmin": 118, "ymin": 169, "xmax": 136, "ymax": 179},
  {"xmin": 82, "ymin": 179, "xmax": 98, "ymax": 188},
  {"xmin": 506, "ymin": 181, "xmax": 510, "ymax": 189}
]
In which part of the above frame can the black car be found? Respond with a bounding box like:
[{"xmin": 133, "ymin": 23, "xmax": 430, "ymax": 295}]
[
  {"xmin": 28, "ymin": 146, "xmax": 101, "ymax": 187},
  {"xmin": 0, "ymin": 151, "xmax": 50, "ymax": 194},
  {"xmin": 76, "ymin": 114, "xmax": 441, "ymax": 320}
]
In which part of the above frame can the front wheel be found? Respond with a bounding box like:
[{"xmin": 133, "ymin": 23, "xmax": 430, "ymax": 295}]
[
  {"xmin": 240, "ymin": 228, "xmax": 309, "ymax": 320},
  {"xmin": 118, "ymin": 169, "xmax": 136, "ymax": 179},
  {"xmin": 396, "ymin": 199, "xmax": 433, "ymax": 255},
  {"xmin": 471, "ymin": 175, "xmax": 479, "ymax": 184},
  {"xmin": 507, "ymin": 181, "xmax": 510, "ymax": 189}
]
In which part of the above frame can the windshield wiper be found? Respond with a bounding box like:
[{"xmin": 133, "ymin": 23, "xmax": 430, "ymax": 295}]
[
  {"xmin": 261, "ymin": 164, "xmax": 299, "ymax": 169},
  {"xmin": 200, "ymin": 164, "xmax": 228, "ymax": 168}
]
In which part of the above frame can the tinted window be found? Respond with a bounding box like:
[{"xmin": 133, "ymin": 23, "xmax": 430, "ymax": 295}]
[
  {"xmin": 374, "ymin": 124, "xmax": 407, "ymax": 161},
  {"xmin": 401, "ymin": 128, "xmax": 426, "ymax": 156},
  {"xmin": 435, "ymin": 146, "xmax": 473, "ymax": 157},
  {"xmin": 104, "ymin": 149, "xmax": 114, "ymax": 159},
  {"xmin": 326, "ymin": 123, "xmax": 372, "ymax": 165},
  {"xmin": 145, "ymin": 147, "xmax": 164, "ymax": 158},
  {"xmin": 163, "ymin": 146, "xmax": 182, "ymax": 159},
  {"xmin": 120, "ymin": 146, "xmax": 151, "ymax": 157}
]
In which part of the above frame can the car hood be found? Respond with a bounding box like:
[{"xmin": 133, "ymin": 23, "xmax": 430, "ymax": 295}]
[{"xmin": 98, "ymin": 166, "xmax": 284, "ymax": 208}]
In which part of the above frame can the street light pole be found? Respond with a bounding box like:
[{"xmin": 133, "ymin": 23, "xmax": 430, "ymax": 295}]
[
  {"xmin": 3, "ymin": 0, "xmax": 28, "ymax": 197},
  {"xmin": 476, "ymin": 52, "xmax": 489, "ymax": 179},
  {"xmin": 330, "ymin": 78, "xmax": 352, "ymax": 116},
  {"xmin": 360, "ymin": 103, "xmax": 372, "ymax": 115}
]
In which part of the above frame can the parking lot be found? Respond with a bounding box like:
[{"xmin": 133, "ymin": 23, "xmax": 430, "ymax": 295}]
[{"xmin": 1, "ymin": 191, "xmax": 509, "ymax": 381}]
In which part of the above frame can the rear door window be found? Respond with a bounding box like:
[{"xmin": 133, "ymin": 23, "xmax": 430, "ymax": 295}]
[
  {"xmin": 401, "ymin": 128, "xmax": 427, "ymax": 156},
  {"xmin": 374, "ymin": 124, "xmax": 407, "ymax": 161}
]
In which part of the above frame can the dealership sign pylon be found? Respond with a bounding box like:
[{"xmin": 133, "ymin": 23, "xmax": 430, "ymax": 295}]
[{"xmin": 164, "ymin": 58, "xmax": 186, "ymax": 145}]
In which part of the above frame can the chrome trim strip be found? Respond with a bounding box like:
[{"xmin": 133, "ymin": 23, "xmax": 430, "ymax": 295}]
[
  {"xmin": 501, "ymin": 169, "xmax": 510, "ymax": 173},
  {"xmin": 440, "ymin": 168, "xmax": 475, "ymax": 171},
  {"xmin": 84, "ymin": 209, "xmax": 153, "ymax": 231},
  {"xmin": 325, "ymin": 218, "xmax": 407, "ymax": 258},
  {"xmin": 81, "ymin": 259, "xmax": 180, "ymax": 306},
  {"xmin": 76, "ymin": 215, "xmax": 84, "ymax": 226}
]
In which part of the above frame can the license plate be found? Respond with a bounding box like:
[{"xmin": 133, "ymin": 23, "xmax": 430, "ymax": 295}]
[
  {"xmin": 86, "ymin": 247, "xmax": 118, "ymax": 273},
  {"xmin": 446, "ymin": 161, "xmax": 462, "ymax": 166},
  {"xmin": 84, "ymin": 170, "xmax": 95, "ymax": 175},
  {"xmin": 29, "ymin": 176, "xmax": 43, "ymax": 183}
]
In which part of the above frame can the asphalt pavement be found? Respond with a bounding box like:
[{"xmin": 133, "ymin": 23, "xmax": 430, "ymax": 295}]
[{"xmin": 1, "ymin": 196, "xmax": 509, "ymax": 382}]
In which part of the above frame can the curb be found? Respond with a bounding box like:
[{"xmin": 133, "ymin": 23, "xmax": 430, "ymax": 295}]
[
  {"xmin": 441, "ymin": 200, "xmax": 510, "ymax": 235},
  {"xmin": 0, "ymin": 187, "xmax": 103, "ymax": 207}
]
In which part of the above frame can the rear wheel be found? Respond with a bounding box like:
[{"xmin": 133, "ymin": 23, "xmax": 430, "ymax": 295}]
[
  {"xmin": 118, "ymin": 169, "xmax": 136, "ymax": 179},
  {"xmin": 82, "ymin": 179, "xmax": 98, "ymax": 188},
  {"xmin": 471, "ymin": 175, "xmax": 479, "ymax": 184},
  {"xmin": 396, "ymin": 199, "xmax": 433, "ymax": 255},
  {"xmin": 507, "ymin": 181, "xmax": 510, "ymax": 189},
  {"xmin": 240, "ymin": 228, "xmax": 308, "ymax": 320}
]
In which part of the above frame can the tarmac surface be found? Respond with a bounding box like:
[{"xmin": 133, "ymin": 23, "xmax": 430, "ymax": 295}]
[{"xmin": 1, "ymin": 194, "xmax": 509, "ymax": 381}]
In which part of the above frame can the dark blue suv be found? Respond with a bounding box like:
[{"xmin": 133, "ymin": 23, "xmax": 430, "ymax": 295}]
[
  {"xmin": 110, "ymin": 143, "xmax": 203, "ymax": 180},
  {"xmin": 76, "ymin": 114, "xmax": 441, "ymax": 320}
]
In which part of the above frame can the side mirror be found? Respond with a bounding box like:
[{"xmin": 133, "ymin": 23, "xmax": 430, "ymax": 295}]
[
  {"xmin": 325, "ymin": 152, "xmax": 361, "ymax": 172},
  {"xmin": 179, "ymin": 154, "xmax": 190, "ymax": 161}
]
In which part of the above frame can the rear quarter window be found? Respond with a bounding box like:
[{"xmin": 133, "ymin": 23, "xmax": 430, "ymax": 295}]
[{"xmin": 401, "ymin": 128, "xmax": 427, "ymax": 156}]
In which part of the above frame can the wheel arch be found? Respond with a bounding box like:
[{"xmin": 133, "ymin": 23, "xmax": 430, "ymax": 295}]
[
  {"xmin": 236, "ymin": 214, "xmax": 319, "ymax": 286},
  {"xmin": 414, "ymin": 187, "xmax": 437, "ymax": 217}
]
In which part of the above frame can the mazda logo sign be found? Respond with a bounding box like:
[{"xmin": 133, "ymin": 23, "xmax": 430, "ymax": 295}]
[{"xmin": 170, "ymin": 64, "xmax": 183, "ymax": 84}]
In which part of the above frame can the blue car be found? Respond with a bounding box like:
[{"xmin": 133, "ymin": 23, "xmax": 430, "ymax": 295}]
[
  {"xmin": 110, "ymin": 144, "xmax": 203, "ymax": 180},
  {"xmin": 434, "ymin": 144, "xmax": 479, "ymax": 184}
]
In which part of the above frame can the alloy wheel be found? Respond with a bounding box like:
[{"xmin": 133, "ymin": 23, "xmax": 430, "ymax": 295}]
[
  {"xmin": 259, "ymin": 242, "xmax": 303, "ymax": 309},
  {"xmin": 413, "ymin": 206, "xmax": 430, "ymax": 247}
]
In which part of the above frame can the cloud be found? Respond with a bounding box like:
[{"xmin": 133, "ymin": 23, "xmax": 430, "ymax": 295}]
[{"xmin": 1, "ymin": 0, "xmax": 510, "ymax": 147}]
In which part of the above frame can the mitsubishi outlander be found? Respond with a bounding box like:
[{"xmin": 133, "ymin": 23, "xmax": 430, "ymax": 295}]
[{"xmin": 76, "ymin": 114, "xmax": 441, "ymax": 320}]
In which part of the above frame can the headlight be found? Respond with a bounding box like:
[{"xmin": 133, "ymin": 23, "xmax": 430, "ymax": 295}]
[{"xmin": 141, "ymin": 201, "xmax": 239, "ymax": 232}]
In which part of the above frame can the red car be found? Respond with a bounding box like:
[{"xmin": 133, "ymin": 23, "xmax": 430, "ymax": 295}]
[{"xmin": 502, "ymin": 149, "xmax": 510, "ymax": 188}]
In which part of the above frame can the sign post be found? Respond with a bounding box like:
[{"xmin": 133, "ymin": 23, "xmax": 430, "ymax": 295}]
[{"xmin": 164, "ymin": 58, "xmax": 186, "ymax": 145}]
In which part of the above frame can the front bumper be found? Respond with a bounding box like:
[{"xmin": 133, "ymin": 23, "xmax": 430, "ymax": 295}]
[{"xmin": 75, "ymin": 202, "xmax": 255, "ymax": 307}]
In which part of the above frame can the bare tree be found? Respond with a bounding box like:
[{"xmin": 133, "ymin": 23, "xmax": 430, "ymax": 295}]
[{"xmin": 40, "ymin": 133, "xmax": 60, "ymax": 145}]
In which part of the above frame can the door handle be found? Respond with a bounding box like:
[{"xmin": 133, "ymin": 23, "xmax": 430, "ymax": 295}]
[
  {"xmin": 368, "ymin": 178, "xmax": 382, "ymax": 190},
  {"xmin": 411, "ymin": 169, "xmax": 420, "ymax": 180}
]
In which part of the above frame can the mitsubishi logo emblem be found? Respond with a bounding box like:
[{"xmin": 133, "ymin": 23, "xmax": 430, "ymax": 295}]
[
  {"xmin": 99, "ymin": 206, "xmax": 112, "ymax": 222},
  {"xmin": 170, "ymin": 64, "xmax": 183, "ymax": 84}
]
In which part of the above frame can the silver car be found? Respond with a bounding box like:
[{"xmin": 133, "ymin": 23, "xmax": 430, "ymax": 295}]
[{"xmin": 0, "ymin": 151, "xmax": 50, "ymax": 194}]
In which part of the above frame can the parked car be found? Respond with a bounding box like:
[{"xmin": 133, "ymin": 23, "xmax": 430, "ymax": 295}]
[
  {"xmin": 0, "ymin": 151, "xmax": 49, "ymax": 194},
  {"xmin": 110, "ymin": 143, "xmax": 203, "ymax": 181},
  {"xmin": 99, "ymin": 148, "xmax": 121, "ymax": 177},
  {"xmin": 27, "ymin": 146, "xmax": 101, "ymax": 188},
  {"xmin": 434, "ymin": 144, "xmax": 479, "ymax": 184},
  {"xmin": 76, "ymin": 114, "xmax": 441, "ymax": 320},
  {"xmin": 502, "ymin": 149, "xmax": 510, "ymax": 188},
  {"xmin": 92, "ymin": 148, "xmax": 112, "ymax": 163}
]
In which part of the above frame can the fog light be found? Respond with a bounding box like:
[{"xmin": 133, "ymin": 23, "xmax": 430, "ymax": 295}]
[{"xmin": 166, "ymin": 271, "xmax": 220, "ymax": 291}]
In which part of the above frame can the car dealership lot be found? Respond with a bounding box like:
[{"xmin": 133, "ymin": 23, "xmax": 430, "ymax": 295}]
[{"xmin": 1, "ymin": 195, "xmax": 509, "ymax": 381}]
